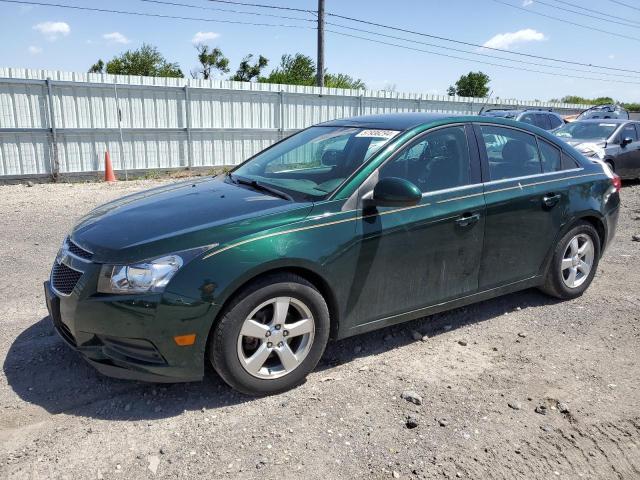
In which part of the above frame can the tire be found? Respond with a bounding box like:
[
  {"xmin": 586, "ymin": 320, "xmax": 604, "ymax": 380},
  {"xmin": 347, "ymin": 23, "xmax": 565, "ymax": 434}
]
[
  {"xmin": 540, "ymin": 221, "xmax": 601, "ymax": 299},
  {"xmin": 605, "ymin": 160, "xmax": 615, "ymax": 175},
  {"xmin": 209, "ymin": 273, "xmax": 330, "ymax": 395}
]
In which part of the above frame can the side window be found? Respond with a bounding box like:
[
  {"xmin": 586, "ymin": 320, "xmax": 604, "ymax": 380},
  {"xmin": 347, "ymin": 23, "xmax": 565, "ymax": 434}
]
[
  {"xmin": 561, "ymin": 153, "xmax": 579, "ymax": 170},
  {"xmin": 549, "ymin": 115, "xmax": 563, "ymax": 129},
  {"xmin": 535, "ymin": 114, "xmax": 552, "ymax": 130},
  {"xmin": 619, "ymin": 123, "xmax": 638, "ymax": 142},
  {"xmin": 479, "ymin": 125, "xmax": 542, "ymax": 180},
  {"xmin": 635, "ymin": 124, "xmax": 640, "ymax": 139},
  {"xmin": 538, "ymin": 138, "xmax": 561, "ymax": 172},
  {"xmin": 519, "ymin": 113, "xmax": 536, "ymax": 126},
  {"xmin": 379, "ymin": 126, "xmax": 471, "ymax": 193}
]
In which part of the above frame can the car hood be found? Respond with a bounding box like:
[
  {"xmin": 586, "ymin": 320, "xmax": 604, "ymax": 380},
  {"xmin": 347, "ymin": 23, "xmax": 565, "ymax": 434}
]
[
  {"xmin": 71, "ymin": 177, "xmax": 313, "ymax": 263},
  {"xmin": 562, "ymin": 139, "xmax": 606, "ymax": 149}
]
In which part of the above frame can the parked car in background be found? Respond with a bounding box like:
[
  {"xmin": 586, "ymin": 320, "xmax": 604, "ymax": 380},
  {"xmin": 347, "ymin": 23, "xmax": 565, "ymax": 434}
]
[
  {"xmin": 480, "ymin": 108, "xmax": 565, "ymax": 131},
  {"xmin": 576, "ymin": 104, "xmax": 629, "ymax": 121},
  {"xmin": 554, "ymin": 119, "xmax": 640, "ymax": 179},
  {"xmin": 45, "ymin": 113, "xmax": 620, "ymax": 395}
]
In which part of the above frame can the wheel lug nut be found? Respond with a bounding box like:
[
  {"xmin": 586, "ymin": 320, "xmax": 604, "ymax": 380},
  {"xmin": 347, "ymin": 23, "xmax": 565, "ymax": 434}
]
[
  {"xmin": 265, "ymin": 331, "xmax": 271, "ymax": 337},
  {"xmin": 267, "ymin": 342, "xmax": 273, "ymax": 348},
  {"xmin": 283, "ymin": 330, "xmax": 289, "ymax": 337},
  {"xmin": 278, "ymin": 341, "xmax": 284, "ymax": 347},
  {"xmin": 275, "ymin": 324, "xmax": 281, "ymax": 330}
]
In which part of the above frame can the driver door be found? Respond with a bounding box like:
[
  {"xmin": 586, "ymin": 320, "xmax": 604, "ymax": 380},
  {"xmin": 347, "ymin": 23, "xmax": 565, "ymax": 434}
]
[
  {"xmin": 348, "ymin": 124, "xmax": 486, "ymax": 328},
  {"xmin": 615, "ymin": 123, "xmax": 640, "ymax": 178}
]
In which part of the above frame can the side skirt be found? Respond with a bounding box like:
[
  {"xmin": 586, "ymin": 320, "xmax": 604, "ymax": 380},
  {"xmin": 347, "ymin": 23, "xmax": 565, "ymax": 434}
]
[{"xmin": 340, "ymin": 275, "xmax": 543, "ymax": 339}]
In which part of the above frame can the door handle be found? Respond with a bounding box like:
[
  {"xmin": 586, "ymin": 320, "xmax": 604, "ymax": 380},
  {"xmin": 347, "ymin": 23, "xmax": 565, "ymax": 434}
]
[
  {"xmin": 542, "ymin": 193, "xmax": 561, "ymax": 208},
  {"xmin": 455, "ymin": 212, "xmax": 480, "ymax": 227}
]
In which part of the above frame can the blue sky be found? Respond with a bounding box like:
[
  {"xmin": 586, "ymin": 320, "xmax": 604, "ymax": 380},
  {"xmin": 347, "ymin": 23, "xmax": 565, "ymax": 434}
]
[{"xmin": 1, "ymin": 0, "xmax": 639, "ymax": 101}]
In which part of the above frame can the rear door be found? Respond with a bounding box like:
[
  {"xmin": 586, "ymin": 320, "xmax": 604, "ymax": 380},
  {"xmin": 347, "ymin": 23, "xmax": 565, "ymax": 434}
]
[
  {"xmin": 474, "ymin": 124, "xmax": 571, "ymax": 289},
  {"xmin": 615, "ymin": 123, "xmax": 640, "ymax": 178}
]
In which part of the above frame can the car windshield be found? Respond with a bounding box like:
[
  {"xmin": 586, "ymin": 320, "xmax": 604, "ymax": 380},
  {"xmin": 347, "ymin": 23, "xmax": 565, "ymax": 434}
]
[
  {"xmin": 577, "ymin": 106, "xmax": 629, "ymax": 120},
  {"xmin": 554, "ymin": 122, "xmax": 618, "ymax": 141},
  {"xmin": 483, "ymin": 110, "xmax": 518, "ymax": 118},
  {"xmin": 230, "ymin": 126, "xmax": 400, "ymax": 200}
]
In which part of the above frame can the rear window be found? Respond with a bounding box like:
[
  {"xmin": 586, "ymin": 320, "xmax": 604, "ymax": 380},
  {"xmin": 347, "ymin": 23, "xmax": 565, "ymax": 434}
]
[{"xmin": 479, "ymin": 125, "xmax": 542, "ymax": 180}]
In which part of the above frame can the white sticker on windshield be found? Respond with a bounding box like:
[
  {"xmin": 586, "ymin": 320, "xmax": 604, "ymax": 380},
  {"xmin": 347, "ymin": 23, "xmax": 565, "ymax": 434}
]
[{"xmin": 355, "ymin": 129, "xmax": 399, "ymax": 139}]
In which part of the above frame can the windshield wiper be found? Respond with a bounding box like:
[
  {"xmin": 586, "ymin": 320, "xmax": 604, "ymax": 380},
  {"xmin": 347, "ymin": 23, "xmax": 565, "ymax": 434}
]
[{"xmin": 230, "ymin": 174, "xmax": 293, "ymax": 201}]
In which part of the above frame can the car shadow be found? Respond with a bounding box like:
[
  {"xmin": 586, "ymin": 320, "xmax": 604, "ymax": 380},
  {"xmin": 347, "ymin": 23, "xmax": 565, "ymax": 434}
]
[
  {"xmin": 3, "ymin": 317, "xmax": 249, "ymax": 421},
  {"xmin": 4, "ymin": 288, "xmax": 558, "ymax": 421},
  {"xmin": 317, "ymin": 287, "xmax": 560, "ymax": 371}
]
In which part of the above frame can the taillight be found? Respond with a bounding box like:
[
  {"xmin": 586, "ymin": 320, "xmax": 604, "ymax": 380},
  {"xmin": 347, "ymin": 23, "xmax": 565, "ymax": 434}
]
[{"xmin": 612, "ymin": 174, "xmax": 622, "ymax": 192}]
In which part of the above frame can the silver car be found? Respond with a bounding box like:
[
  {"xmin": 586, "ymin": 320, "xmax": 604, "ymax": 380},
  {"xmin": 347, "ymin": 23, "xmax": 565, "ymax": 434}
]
[{"xmin": 554, "ymin": 119, "xmax": 640, "ymax": 179}]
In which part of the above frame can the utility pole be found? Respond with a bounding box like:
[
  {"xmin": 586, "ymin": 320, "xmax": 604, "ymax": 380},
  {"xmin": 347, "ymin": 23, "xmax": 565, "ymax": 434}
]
[{"xmin": 316, "ymin": 0, "xmax": 325, "ymax": 87}]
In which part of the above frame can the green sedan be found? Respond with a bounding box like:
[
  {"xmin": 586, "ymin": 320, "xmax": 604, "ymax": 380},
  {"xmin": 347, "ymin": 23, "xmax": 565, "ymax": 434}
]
[{"xmin": 45, "ymin": 113, "xmax": 620, "ymax": 395}]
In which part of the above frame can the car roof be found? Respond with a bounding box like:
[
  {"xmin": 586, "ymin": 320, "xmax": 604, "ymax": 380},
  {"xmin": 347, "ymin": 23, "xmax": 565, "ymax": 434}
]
[
  {"xmin": 319, "ymin": 113, "xmax": 460, "ymax": 131},
  {"xmin": 570, "ymin": 119, "xmax": 632, "ymax": 125}
]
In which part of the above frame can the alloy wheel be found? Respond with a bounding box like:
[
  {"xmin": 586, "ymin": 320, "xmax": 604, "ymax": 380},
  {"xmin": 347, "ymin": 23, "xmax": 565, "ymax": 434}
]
[
  {"xmin": 236, "ymin": 297, "xmax": 315, "ymax": 379},
  {"xmin": 560, "ymin": 233, "xmax": 595, "ymax": 289}
]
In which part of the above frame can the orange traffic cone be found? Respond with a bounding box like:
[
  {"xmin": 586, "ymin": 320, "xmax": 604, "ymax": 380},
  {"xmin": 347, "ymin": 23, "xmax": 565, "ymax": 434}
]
[{"xmin": 104, "ymin": 151, "xmax": 117, "ymax": 182}]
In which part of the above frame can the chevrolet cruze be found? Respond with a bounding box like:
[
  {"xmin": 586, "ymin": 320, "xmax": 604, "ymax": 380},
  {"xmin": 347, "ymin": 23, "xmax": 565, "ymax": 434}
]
[{"xmin": 45, "ymin": 113, "xmax": 620, "ymax": 395}]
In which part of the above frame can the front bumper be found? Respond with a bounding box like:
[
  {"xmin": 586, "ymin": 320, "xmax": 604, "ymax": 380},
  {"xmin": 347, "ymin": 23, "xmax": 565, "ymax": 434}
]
[{"xmin": 44, "ymin": 280, "xmax": 214, "ymax": 383}]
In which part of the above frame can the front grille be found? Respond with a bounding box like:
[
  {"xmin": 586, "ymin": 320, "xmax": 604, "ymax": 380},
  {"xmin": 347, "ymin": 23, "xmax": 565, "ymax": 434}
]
[
  {"xmin": 67, "ymin": 239, "xmax": 93, "ymax": 260},
  {"xmin": 51, "ymin": 262, "xmax": 83, "ymax": 295}
]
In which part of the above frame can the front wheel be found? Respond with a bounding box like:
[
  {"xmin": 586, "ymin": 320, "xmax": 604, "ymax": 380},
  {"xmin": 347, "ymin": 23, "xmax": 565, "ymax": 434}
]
[
  {"xmin": 209, "ymin": 273, "xmax": 330, "ymax": 395},
  {"xmin": 540, "ymin": 222, "xmax": 601, "ymax": 299}
]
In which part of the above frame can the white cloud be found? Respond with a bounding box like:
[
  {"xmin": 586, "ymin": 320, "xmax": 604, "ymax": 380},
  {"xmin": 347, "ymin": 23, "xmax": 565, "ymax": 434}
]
[
  {"xmin": 33, "ymin": 21, "xmax": 70, "ymax": 41},
  {"xmin": 28, "ymin": 45, "xmax": 42, "ymax": 55},
  {"xmin": 483, "ymin": 28, "xmax": 546, "ymax": 50},
  {"xmin": 103, "ymin": 32, "xmax": 130, "ymax": 44},
  {"xmin": 608, "ymin": 54, "xmax": 615, "ymax": 60},
  {"xmin": 191, "ymin": 31, "xmax": 220, "ymax": 44},
  {"xmin": 522, "ymin": 0, "xmax": 533, "ymax": 6}
]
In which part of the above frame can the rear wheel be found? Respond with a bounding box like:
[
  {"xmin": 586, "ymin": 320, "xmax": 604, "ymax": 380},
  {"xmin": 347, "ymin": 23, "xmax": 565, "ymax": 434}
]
[
  {"xmin": 540, "ymin": 222, "xmax": 600, "ymax": 299},
  {"xmin": 209, "ymin": 273, "xmax": 330, "ymax": 395}
]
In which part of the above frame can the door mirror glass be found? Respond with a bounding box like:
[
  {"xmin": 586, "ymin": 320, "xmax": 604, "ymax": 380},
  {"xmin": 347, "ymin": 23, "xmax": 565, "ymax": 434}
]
[
  {"xmin": 369, "ymin": 177, "xmax": 422, "ymax": 208},
  {"xmin": 621, "ymin": 137, "xmax": 633, "ymax": 147}
]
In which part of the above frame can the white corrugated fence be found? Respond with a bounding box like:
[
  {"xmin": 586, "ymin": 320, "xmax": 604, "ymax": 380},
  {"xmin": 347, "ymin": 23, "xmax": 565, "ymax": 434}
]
[{"xmin": 0, "ymin": 67, "xmax": 589, "ymax": 178}]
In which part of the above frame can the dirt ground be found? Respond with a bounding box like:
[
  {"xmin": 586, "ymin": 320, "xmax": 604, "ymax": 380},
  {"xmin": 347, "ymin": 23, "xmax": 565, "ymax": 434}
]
[{"xmin": 0, "ymin": 178, "xmax": 639, "ymax": 480}]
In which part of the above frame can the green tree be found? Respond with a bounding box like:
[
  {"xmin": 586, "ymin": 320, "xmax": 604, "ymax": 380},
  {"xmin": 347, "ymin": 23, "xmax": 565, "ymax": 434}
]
[
  {"xmin": 192, "ymin": 45, "xmax": 230, "ymax": 80},
  {"xmin": 89, "ymin": 44, "xmax": 183, "ymax": 77},
  {"xmin": 259, "ymin": 53, "xmax": 365, "ymax": 89},
  {"xmin": 556, "ymin": 95, "xmax": 614, "ymax": 105},
  {"xmin": 231, "ymin": 54, "xmax": 268, "ymax": 82},
  {"xmin": 448, "ymin": 71, "xmax": 490, "ymax": 97},
  {"xmin": 88, "ymin": 59, "xmax": 105, "ymax": 74},
  {"xmin": 324, "ymin": 73, "xmax": 366, "ymax": 90},
  {"xmin": 260, "ymin": 53, "xmax": 316, "ymax": 85}
]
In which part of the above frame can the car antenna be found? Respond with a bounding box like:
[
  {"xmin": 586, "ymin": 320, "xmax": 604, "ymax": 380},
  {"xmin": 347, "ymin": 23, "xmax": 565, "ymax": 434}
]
[{"xmin": 478, "ymin": 90, "xmax": 494, "ymax": 115}]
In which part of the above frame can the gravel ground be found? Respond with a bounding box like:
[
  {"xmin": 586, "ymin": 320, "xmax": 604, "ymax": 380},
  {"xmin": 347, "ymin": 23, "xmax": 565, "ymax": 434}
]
[{"xmin": 1, "ymin": 179, "xmax": 639, "ymax": 480}]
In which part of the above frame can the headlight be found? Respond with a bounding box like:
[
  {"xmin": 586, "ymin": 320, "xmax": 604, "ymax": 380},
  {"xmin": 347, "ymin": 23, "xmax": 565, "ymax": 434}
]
[{"xmin": 97, "ymin": 247, "xmax": 209, "ymax": 294}]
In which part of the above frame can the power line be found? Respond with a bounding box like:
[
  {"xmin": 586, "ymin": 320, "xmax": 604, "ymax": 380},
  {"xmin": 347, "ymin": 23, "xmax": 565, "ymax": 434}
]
[
  {"xmin": 491, "ymin": 0, "xmax": 640, "ymax": 42},
  {"xmin": 5, "ymin": 0, "xmax": 640, "ymax": 81},
  {"xmin": 326, "ymin": 29, "xmax": 640, "ymax": 86},
  {"xmin": 607, "ymin": 0, "xmax": 640, "ymax": 12},
  {"xmin": 135, "ymin": 0, "xmax": 315, "ymax": 23},
  {"xmin": 0, "ymin": 0, "xmax": 314, "ymax": 29},
  {"xmin": 205, "ymin": 0, "xmax": 314, "ymax": 14},
  {"xmin": 537, "ymin": 0, "xmax": 640, "ymax": 28},
  {"xmin": 326, "ymin": 21, "xmax": 640, "ymax": 80},
  {"xmin": 324, "ymin": 10, "xmax": 640, "ymax": 74},
  {"xmin": 553, "ymin": 0, "xmax": 640, "ymax": 25}
]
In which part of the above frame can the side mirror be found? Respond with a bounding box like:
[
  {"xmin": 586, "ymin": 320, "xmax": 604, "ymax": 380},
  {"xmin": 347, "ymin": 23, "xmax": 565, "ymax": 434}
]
[
  {"xmin": 366, "ymin": 177, "xmax": 422, "ymax": 208},
  {"xmin": 621, "ymin": 137, "xmax": 633, "ymax": 147}
]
